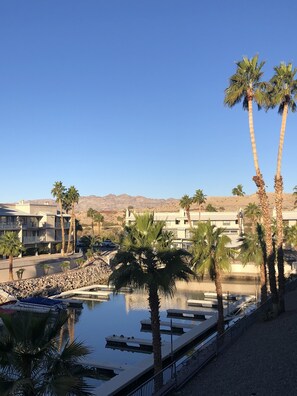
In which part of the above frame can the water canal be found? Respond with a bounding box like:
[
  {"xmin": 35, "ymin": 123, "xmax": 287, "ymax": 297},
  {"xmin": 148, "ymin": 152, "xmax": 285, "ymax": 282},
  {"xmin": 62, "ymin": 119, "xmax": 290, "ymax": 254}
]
[{"xmin": 68, "ymin": 280, "xmax": 258, "ymax": 375}]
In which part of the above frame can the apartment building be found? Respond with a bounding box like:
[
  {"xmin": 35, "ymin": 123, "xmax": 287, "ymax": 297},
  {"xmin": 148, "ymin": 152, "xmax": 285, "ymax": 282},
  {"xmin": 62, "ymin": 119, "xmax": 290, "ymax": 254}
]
[
  {"xmin": 0, "ymin": 201, "xmax": 72, "ymax": 255},
  {"xmin": 125, "ymin": 207, "xmax": 297, "ymax": 249},
  {"xmin": 125, "ymin": 208, "xmax": 244, "ymax": 248}
]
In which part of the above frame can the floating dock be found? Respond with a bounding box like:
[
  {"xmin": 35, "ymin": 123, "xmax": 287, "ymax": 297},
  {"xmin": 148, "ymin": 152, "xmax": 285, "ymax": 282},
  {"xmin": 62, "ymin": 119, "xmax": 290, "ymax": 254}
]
[
  {"xmin": 52, "ymin": 289, "xmax": 111, "ymax": 300},
  {"xmin": 140, "ymin": 319, "xmax": 196, "ymax": 334},
  {"xmin": 105, "ymin": 335, "xmax": 154, "ymax": 353},
  {"xmin": 187, "ymin": 299, "xmax": 227, "ymax": 309},
  {"xmin": 204, "ymin": 292, "xmax": 237, "ymax": 301},
  {"xmin": 167, "ymin": 308, "xmax": 215, "ymax": 320}
]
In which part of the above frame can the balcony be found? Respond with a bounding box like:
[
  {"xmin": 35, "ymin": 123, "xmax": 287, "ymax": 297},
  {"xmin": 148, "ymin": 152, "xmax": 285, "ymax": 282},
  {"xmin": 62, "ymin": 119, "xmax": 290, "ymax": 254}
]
[
  {"xmin": 0, "ymin": 223, "xmax": 21, "ymax": 230},
  {"xmin": 23, "ymin": 236, "xmax": 46, "ymax": 244}
]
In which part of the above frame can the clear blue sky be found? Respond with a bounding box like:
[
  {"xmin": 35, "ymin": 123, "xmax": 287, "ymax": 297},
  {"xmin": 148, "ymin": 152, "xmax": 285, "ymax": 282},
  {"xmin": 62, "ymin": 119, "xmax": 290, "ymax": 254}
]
[{"xmin": 1, "ymin": 1, "xmax": 296, "ymax": 202}]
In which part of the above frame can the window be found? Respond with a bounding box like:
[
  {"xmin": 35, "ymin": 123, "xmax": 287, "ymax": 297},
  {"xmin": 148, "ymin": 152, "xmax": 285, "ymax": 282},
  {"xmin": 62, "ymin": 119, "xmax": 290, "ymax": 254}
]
[{"xmin": 175, "ymin": 219, "xmax": 180, "ymax": 225}]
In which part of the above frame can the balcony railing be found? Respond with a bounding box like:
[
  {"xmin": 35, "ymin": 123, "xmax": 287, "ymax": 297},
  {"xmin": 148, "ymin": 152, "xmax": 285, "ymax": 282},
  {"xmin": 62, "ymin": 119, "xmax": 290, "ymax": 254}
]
[
  {"xmin": 0, "ymin": 223, "xmax": 21, "ymax": 230},
  {"xmin": 23, "ymin": 236, "xmax": 46, "ymax": 244}
]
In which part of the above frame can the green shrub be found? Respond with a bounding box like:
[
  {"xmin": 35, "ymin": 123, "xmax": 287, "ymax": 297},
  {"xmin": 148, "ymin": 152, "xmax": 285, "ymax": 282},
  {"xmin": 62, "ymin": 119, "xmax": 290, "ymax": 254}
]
[{"xmin": 60, "ymin": 261, "xmax": 70, "ymax": 272}]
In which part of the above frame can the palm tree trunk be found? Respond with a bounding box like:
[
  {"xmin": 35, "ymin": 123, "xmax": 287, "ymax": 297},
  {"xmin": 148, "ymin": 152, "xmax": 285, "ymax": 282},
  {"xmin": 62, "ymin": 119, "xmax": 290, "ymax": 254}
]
[
  {"xmin": 186, "ymin": 209, "xmax": 192, "ymax": 228},
  {"xmin": 9, "ymin": 255, "xmax": 14, "ymax": 281},
  {"xmin": 275, "ymin": 175, "xmax": 285, "ymax": 313},
  {"xmin": 66, "ymin": 215, "xmax": 73, "ymax": 254},
  {"xmin": 148, "ymin": 285, "xmax": 163, "ymax": 390},
  {"xmin": 276, "ymin": 104, "xmax": 288, "ymax": 178},
  {"xmin": 67, "ymin": 205, "xmax": 75, "ymax": 254},
  {"xmin": 260, "ymin": 261, "xmax": 267, "ymax": 303},
  {"xmin": 59, "ymin": 199, "xmax": 65, "ymax": 256},
  {"xmin": 247, "ymin": 97, "xmax": 260, "ymax": 171},
  {"xmin": 253, "ymin": 171, "xmax": 278, "ymax": 309},
  {"xmin": 247, "ymin": 98, "xmax": 278, "ymax": 309},
  {"xmin": 214, "ymin": 266, "xmax": 224, "ymax": 335},
  {"xmin": 274, "ymin": 103, "xmax": 288, "ymax": 313}
]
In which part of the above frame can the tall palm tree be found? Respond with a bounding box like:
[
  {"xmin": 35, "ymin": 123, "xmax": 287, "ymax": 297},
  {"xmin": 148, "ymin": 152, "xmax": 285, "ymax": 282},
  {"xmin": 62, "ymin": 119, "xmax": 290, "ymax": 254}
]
[
  {"xmin": 108, "ymin": 213, "xmax": 194, "ymax": 384},
  {"xmin": 192, "ymin": 189, "xmax": 207, "ymax": 221},
  {"xmin": 87, "ymin": 208, "xmax": 96, "ymax": 235},
  {"xmin": 268, "ymin": 62, "xmax": 297, "ymax": 312},
  {"xmin": 65, "ymin": 186, "xmax": 80, "ymax": 254},
  {"xmin": 191, "ymin": 221, "xmax": 233, "ymax": 335},
  {"xmin": 0, "ymin": 232, "xmax": 24, "ymax": 281},
  {"xmin": 232, "ymin": 184, "xmax": 245, "ymax": 196},
  {"xmin": 93, "ymin": 212, "xmax": 104, "ymax": 236},
  {"xmin": 51, "ymin": 181, "xmax": 67, "ymax": 256},
  {"xmin": 244, "ymin": 203, "xmax": 262, "ymax": 234},
  {"xmin": 239, "ymin": 224, "xmax": 267, "ymax": 303},
  {"xmin": 0, "ymin": 310, "xmax": 93, "ymax": 395},
  {"xmin": 224, "ymin": 55, "xmax": 278, "ymax": 308},
  {"xmin": 179, "ymin": 194, "xmax": 193, "ymax": 227}
]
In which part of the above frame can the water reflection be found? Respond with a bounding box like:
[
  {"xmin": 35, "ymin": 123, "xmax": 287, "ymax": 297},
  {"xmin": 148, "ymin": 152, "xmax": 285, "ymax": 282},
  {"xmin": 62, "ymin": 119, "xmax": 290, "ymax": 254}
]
[{"xmin": 70, "ymin": 280, "xmax": 257, "ymax": 368}]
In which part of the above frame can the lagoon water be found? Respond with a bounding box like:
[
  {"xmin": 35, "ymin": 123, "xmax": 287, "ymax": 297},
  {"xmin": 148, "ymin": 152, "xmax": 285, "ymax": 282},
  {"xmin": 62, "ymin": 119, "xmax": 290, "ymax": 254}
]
[{"xmin": 70, "ymin": 280, "xmax": 258, "ymax": 369}]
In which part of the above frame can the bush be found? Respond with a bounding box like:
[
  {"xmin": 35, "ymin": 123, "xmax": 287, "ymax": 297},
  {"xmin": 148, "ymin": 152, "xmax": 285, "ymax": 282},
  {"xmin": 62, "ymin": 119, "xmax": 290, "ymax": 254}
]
[{"xmin": 60, "ymin": 261, "xmax": 70, "ymax": 272}]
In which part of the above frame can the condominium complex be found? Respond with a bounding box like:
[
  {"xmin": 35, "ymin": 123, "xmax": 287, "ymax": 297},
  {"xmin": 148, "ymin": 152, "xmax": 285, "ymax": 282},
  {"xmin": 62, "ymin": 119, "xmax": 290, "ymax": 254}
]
[
  {"xmin": 125, "ymin": 208, "xmax": 297, "ymax": 249},
  {"xmin": 0, "ymin": 201, "xmax": 72, "ymax": 255}
]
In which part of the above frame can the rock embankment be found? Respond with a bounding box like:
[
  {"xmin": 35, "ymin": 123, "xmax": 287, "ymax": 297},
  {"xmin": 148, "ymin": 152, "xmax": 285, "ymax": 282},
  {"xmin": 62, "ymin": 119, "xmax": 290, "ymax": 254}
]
[{"xmin": 0, "ymin": 261, "xmax": 111, "ymax": 299}]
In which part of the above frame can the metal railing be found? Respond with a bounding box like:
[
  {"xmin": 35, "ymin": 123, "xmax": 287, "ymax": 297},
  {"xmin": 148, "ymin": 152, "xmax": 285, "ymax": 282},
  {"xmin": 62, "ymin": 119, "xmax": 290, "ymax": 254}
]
[{"xmin": 127, "ymin": 298, "xmax": 273, "ymax": 396}]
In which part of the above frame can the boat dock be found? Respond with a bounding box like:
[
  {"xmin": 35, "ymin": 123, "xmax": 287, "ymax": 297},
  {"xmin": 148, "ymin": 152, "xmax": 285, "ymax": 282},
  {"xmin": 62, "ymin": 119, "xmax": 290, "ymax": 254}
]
[
  {"xmin": 140, "ymin": 319, "xmax": 196, "ymax": 334},
  {"xmin": 105, "ymin": 335, "xmax": 154, "ymax": 352},
  {"xmin": 167, "ymin": 308, "xmax": 216, "ymax": 320},
  {"xmin": 204, "ymin": 292, "xmax": 237, "ymax": 301},
  {"xmin": 187, "ymin": 299, "xmax": 227, "ymax": 309}
]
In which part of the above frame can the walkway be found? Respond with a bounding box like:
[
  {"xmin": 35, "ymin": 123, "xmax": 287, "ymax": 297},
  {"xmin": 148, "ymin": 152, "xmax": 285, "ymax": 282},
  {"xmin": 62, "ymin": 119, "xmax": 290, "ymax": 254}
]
[{"xmin": 173, "ymin": 288, "xmax": 297, "ymax": 396}]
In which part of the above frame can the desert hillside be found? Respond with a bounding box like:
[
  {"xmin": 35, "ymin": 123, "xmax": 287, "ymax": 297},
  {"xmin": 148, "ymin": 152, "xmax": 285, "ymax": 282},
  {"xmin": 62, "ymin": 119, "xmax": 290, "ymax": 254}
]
[{"xmin": 31, "ymin": 192, "xmax": 296, "ymax": 230}]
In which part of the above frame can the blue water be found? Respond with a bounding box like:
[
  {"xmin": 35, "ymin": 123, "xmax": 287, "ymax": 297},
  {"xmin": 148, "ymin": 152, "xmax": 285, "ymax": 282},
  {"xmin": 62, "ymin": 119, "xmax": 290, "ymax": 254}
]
[{"xmin": 72, "ymin": 287, "xmax": 206, "ymax": 368}]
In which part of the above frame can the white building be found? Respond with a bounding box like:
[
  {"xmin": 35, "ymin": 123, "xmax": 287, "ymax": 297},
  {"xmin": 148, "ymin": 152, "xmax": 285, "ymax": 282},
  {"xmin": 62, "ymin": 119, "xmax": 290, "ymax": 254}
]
[
  {"xmin": 0, "ymin": 201, "xmax": 72, "ymax": 254},
  {"xmin": 125, "ymin": 208, "xmax": 244, "ymax": 248}
]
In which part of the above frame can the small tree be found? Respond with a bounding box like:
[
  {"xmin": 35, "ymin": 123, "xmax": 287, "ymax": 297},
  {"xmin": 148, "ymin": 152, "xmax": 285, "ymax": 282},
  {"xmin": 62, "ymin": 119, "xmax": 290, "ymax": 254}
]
[
  {"xmin": 192, "ymin": 189, "xmax": 207, "ymax": 221},
  {"xmin": 232, "ymin": 184, "xmax": 245, "ymax": 196},
  {"xmin": 191, "ymin": 221, "xmax": 233, "ymax": 335},
  {"xmin": 0, "ymin": 232, "xmax": 25, "ymax": 281},
  {"xmin": 51, "ymin": 181, "xmax": 67, "ymax": 256},
  {"xmin": 180, "ymin": 195, "xmax": 193, "ymax": 227}
]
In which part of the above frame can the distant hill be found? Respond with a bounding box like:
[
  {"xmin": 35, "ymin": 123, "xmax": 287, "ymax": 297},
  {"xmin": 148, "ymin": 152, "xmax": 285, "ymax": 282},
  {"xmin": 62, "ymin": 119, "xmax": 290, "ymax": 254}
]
[
  {"xmin": 29, "ymin": 193, "xmax": 296, "ymax": 233},
  {"xmin": 30, "ymin": 192, "xmax": 295, "ymax": 212}
]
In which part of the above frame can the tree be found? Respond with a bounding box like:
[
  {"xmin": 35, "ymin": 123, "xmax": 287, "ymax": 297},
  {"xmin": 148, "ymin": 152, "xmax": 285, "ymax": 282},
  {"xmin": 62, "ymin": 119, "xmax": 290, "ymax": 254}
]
[
  {"xmin": 51, "ymin": 181, "xmax": 67, "ymax": 256},
  {"xmin": 78, "ymin": 235, "xmax": 101, "ymax": 254},
  {"xmin": 191, "ymin": 221, "xmax": 233, "ymax": 335},
  {"xmin": 93, "ymin": 212, "xmax": 104, "ymax": 236},
  {"xmin": 269, "ymin": 62, "xmax": 297, "ymax": 312},
  {"xmin": 239, "ymin": 224, "xmax": 267, "ymax": 303},
  {"xmin": 224, "ymin": 55, "xmax": 278, "ymax": 309},
  {"xmin": 192, "ymin": 189, "xmax": 207, "ymax": 221},
  {"xmin": 232, "ymin": 184, "xmax": 245, "ymax": 196},
  {"xmin": 244, "ymin": 203, "xmax": 262, "ymax": 234},
  {"xmin": 65, "ymin": 186, "xmax": 80, "ymax": 254},
  {"xmin": 285, "ymin": 224, "xmax": 297, "ymax": 248},
  {"xmin": 87, "ymin": 208, "xmax": 96, "ymax": 235},
  {"xmin": 0, "ymin": 232, "xmax": 24, "ymax": 281},
  {"xmin": 108, "ymin": 213, "xmax": 194, "ymax": 384},
  {"xmin": 205, "ymin": 204, "xmax": 217, "ymax": 212},
  {"xmin": 0, "ymin": 310, "xmax": 93, "ymax": 395},
  {"xmin": 179, "ymin": 195, "xmax": 193, "ymax": 227}
]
